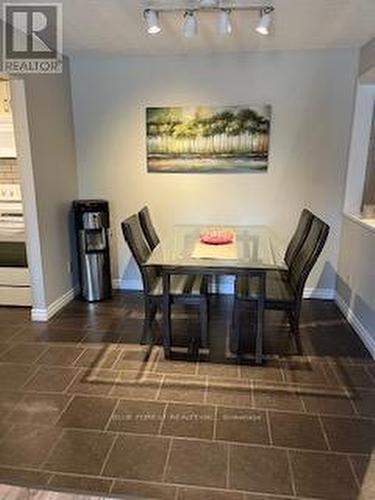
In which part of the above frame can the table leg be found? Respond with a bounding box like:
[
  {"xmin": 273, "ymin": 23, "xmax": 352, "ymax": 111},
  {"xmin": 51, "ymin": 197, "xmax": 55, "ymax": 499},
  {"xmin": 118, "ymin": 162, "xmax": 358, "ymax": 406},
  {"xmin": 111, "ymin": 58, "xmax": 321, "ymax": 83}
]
[
  {"xmin": 255, "ymin": 272, "xmax": 265, "ymax": 365},
  {"xmin": 162, "ymin": 272, "xmax": 171, "ymax": 359}
]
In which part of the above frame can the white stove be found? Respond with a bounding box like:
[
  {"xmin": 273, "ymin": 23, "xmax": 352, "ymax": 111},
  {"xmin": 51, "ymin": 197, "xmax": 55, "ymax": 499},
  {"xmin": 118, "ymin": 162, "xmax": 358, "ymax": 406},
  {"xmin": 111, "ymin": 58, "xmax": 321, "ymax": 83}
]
[
  {"xmin": 0, "ymin": 184, "xmax": 25, "ymax": 241},
  {"xmin": 0, "ymin": 183, "xmax": 30, "ymax": 306}
]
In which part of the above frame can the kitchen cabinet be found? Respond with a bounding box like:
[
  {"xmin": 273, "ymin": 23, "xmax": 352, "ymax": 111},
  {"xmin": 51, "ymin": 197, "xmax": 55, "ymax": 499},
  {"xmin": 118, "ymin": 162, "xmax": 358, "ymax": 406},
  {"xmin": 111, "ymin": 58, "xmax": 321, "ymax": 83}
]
[{"xmin": 0, "ymin": 116, "xmax": 16, "ymax": 158}]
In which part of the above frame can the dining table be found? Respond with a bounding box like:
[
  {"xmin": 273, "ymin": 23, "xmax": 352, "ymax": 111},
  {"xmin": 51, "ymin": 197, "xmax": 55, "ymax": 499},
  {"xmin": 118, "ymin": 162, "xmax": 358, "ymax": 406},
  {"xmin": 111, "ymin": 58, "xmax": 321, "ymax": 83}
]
[{"xmin": 144, "ymin": 224, "xmax": 287, "ymax": 364}]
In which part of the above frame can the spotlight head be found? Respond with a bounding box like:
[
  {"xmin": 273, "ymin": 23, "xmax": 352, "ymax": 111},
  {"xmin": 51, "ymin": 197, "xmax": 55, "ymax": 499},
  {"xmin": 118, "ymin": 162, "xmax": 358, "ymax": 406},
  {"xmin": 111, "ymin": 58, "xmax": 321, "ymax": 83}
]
[
  {"xmin": 183, "ymin": 10, "xmax": 198, "ymax": 38},
  {"xmin": 255, "ymin": 8, "xmax": 272, "ymax": 36},
  {"xmin": 218, "ymin": 9, "xmax": 232, "ymax": 36},
  {"xmin": 144, "ymin": 9, "xmax": 161, "ymax": 35}
]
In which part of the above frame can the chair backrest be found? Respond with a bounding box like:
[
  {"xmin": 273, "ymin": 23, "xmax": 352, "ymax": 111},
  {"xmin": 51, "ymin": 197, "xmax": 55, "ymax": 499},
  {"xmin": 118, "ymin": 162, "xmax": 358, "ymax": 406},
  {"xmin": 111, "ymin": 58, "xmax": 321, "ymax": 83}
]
[
  {"xmin": 121, "ymin": 214, "xmax": 158, "ymax": 293},
  {"xmin": 285, "ymin": 209, "xmax": 314, "ymax": 268},
  {"xmin": 289, "ymin": 215, "xmax": 330, "ymax": 299},
  {"xmin": 138, "ymin": 206, "xmax": 160, "ymax": 251}
]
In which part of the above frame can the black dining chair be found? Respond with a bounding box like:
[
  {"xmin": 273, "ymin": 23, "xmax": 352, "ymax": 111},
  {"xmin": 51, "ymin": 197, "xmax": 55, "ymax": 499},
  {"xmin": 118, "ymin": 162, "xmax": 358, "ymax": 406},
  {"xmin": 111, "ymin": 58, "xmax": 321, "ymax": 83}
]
[
  {"xmin": 138, "ymin": 206, "xmax": 160, "ymax": 251},
  {"xmin": 121, "ymin": 214, "xmax": 209, "ymax": 351},
  {"xmin": 284, "ymin": 208, "xmax": 314, "ymax": 268},
  {"xmin": 233, "ymin": 214, "xmax": 329, "ymax": 358}
]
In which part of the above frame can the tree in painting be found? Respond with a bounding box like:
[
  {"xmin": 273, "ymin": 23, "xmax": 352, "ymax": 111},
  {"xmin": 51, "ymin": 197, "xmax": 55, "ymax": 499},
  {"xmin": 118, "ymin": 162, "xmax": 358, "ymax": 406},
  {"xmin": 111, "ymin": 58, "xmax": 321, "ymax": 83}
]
[{"xmin": 146, "ymin": 105, "xmax": 271, "ymax": 173}]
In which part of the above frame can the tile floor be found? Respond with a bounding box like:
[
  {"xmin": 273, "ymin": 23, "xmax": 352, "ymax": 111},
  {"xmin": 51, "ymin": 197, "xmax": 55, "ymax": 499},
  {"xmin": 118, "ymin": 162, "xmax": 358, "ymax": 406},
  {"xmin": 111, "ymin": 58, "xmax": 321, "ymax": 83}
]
[{"xmin": 0, "ymin": 293, "xmax": 373, "ymax": 500}]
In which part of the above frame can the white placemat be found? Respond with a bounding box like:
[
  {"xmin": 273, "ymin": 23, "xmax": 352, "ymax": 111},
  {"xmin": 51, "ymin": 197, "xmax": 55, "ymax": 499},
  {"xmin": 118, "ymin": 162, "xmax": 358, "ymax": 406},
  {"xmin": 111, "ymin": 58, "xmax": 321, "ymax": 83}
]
[{"xmin": 191, "ymin": 231, "xmax": 238, "ymax": 260}]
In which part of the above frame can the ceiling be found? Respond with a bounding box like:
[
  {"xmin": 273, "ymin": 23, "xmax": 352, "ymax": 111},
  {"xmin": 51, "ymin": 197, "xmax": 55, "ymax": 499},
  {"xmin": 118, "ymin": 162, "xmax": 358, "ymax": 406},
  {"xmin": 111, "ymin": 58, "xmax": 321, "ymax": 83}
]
[{"xmin": 2, "ymin": 0, "xmax": 375, "ymax": 56}]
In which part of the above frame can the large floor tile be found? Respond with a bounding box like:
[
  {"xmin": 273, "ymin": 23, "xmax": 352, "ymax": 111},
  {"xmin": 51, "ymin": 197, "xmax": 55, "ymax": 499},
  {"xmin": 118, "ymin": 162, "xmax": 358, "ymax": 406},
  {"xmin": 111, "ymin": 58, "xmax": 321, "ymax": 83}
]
[
  {"xmin": 0, "ymin": 363, "xmax": 38, "ymax": 391},
  {"xmin": 13, "ymin": 326, "xmax": 86, "ymax": 344},
  {"xmin": 6, "ymin": 393, "xmax": 71, "ymax": 425},
  {"xmin": 111, "ymin": 370, "xmax": 162, "ymax": 400},
  {"xmin": 239, "ymin": 360, "xmax": 283, "ymax": 383},
  {"xmin": 0, "ymin": 324, "xmax": 24, "ymax": 342},
  {"xmin": 253, "ymin": 382, "xmax": 304, "ymax": 411},
  {"xmin": 350, "ymin": 455, "xmax": 375, "ymax": 500},
  {"xmin": 0, "ymin": 391, "xmax": 24, "ymax": 420},
  {"xmin": 281, "ymin": 360, "xmax": 335, "ymax": 386},
  {"xmin": 269, "ymin": 411, "xmax": 328, "ymax": 450},
  {"xmin": 352, "ymin": 389, "xmax": 375, "ymax": 418},
  {"xmin": 198, "ymin": 361, "xmax": 240, "ymax": 379},
  {"xmin": 0, "ymin": 343, "xmax": 47, "ymax": 364},
  {"xmin": 44, "ymin": 429, "xmax": 115, "ymax": 475},
  {"xmin": 48, "ymin": 473, "xmax": 112, "ymax": 495},
  {"xmin": 23, "ymin": 366, "xmax": 79, "ymax": 393},
  {"xmin": 113, "ymin": 345, "xmax": 159, "ymax": 371},
  {"xmin": 103, "ymin": 434, "xmax": 170, "ymax": 481},
  {"xmin": 215, "ymin": 407, "xmax": 269, "ymax": 445},
  {"xmin": 0, "ymin": 424, "xmax": 61, "ymax": 468},
  {"xmin": 290, "ymin": 449, "xmax": 358, "ymax": 499},
  {"xmin": 0, "ymin": 466, "xmax": 51, "ymax": 488},
  {"xmin": 67, "ymin": 368, "xmax": 118, "ymax": 396},
  {"xmin": 155, "ymin": 357, "xmax": 198, "ymax": 375},
  {"xmin": 229, "ymin": 444, "xmax": 293, "ymax": 495},
  {"xmin": 112, "ymin": 480, "xmax": 177, "ymax": 499},
  {"xmin": 57, "ymin": 395, "xmax": 117, "ymax": 430},
  {"xmin": 331, "ymin": 363, "xmax": 375, "ymax": 389},
  {"xmin": 158, "ymin": 375, "xmax": 206, "ymax": 404},
  {"xmin": 165, "ymin": 439, "xmax": 227, "ymax": 489},
  {"xmin": 74, "ymin": 346, "xmax": 120, "ymax": 369},
  {"xmin": 207, "ymin": 379, "xmax": 251, "ymax": 407},
  {"xmin": 107, "ymin": 399, "xmax": 166, "ymax": 434},
  {"xmin": 37, "ymin": 345, "xmax": 85, "ymax": 366},
  {"xmin": 161, "ymin": 402, "xmax": 215, "ymax": 439},
  {"xmin": 321, "ymin": 416, "xmax": 375, "ymax": 453},
  {"xmin": 300, "ymin": 385, "xmax": 356, "ymax": 416}
]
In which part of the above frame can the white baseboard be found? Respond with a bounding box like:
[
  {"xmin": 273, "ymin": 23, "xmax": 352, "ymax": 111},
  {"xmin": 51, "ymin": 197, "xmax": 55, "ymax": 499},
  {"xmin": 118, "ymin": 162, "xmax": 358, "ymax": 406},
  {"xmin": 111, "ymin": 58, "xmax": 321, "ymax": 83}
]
[
  {"xmin": 335, "ymin": 293, "xmax": 375, "ymax": 359},
  {"xmin": 31, "ymin": 286, "xmax": 77, "ymax": 322},
  {"xmin": 113, "ymin": 277, "xmax": 334, "ymax": 300},
  {"xmin": 112, "ymin": 278, "xmax": 141, "ymax": 291},
  {"xmin": 303, "ymin": 288, "xmax": 335, "ymax": 300}
]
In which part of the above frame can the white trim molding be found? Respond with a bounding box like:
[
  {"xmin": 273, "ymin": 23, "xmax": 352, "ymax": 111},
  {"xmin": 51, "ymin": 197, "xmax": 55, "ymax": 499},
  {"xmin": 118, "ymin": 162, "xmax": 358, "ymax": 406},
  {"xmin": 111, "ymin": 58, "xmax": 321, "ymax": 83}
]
[
  {"xmin": 335, "ymin": 293, "xmax": 375, "ymax": 359},
  {"xmin": 31, "ymin": 287, "xmax": 77, "ymax": 322},
  {"xmin": 303, "ymin": 288, "xmax": 335, "ymax": 300}
]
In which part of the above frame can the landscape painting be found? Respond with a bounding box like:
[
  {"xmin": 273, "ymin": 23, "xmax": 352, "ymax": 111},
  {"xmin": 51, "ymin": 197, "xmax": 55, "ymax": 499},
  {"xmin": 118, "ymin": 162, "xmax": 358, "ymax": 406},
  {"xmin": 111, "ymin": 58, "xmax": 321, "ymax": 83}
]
[{"xmin": 146, "ymin": 105, "xmax": 271, "ymax": 173}]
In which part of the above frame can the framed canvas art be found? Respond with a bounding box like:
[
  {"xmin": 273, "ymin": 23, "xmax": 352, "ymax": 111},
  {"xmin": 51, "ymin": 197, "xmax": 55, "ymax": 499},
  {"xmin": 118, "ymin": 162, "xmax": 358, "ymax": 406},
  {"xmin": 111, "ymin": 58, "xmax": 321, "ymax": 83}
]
[{"xmin": 146, "ymin": 105, "xmax": 271, "ymax": 173}]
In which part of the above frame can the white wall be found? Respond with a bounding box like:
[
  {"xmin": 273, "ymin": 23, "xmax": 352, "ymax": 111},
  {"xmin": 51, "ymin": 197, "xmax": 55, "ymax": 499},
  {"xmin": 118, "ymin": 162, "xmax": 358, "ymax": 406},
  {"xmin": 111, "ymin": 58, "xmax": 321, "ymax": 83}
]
[
  {"xmin": 336, "ymin": 38, "xmax": 375, "ymax": 357},
  {"xmin": 336, "ymin": 218, "xmax": 375, "ymax": 356},
  {"xmin": 359, "ymin": 38, "xmax": 375, "ymax": 78},
  {"xmin": 70, "ymin": 49, "xmax": 358, "ymax": 295},
  {"xmin": 13, "ymin": 59, "xmax": 79, "ymax": 315}
]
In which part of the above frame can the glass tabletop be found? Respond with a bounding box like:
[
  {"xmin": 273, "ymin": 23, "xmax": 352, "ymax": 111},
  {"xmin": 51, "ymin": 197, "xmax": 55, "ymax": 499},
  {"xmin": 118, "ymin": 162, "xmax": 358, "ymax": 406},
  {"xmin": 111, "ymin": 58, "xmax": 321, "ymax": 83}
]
[{"xmin": 145, "ymin": 225, "xmax": 287, "ymax": 272}]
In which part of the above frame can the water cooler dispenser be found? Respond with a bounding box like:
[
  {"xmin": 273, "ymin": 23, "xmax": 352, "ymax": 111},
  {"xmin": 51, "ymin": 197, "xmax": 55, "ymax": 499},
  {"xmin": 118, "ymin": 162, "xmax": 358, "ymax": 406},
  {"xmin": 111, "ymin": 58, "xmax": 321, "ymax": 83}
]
[{"xmin": 73, "ymin": 200, "xmax": 112, "ymax": 302}]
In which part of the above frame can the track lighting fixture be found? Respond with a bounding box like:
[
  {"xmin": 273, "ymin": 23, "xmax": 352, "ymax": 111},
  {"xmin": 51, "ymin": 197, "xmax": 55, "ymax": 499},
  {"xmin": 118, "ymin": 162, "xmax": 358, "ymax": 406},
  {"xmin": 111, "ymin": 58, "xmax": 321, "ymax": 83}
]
[
  {"xmin": 144, "ymin": 9, "xmax": 161, "ymax": 35},
  {"xmin": 218, "ymin": 9, "xmax": 232, "ymax": 36},
  {"xmin": 255, "ymin": 8, "xmax": 272, "ymax": 36},
  {"xmin": 143, "ymin": 4, "xmax": 274, "ymax": 38},
  {"xmin": 183, "ymin": 11, "xmax": 198, "ymax": 38}
]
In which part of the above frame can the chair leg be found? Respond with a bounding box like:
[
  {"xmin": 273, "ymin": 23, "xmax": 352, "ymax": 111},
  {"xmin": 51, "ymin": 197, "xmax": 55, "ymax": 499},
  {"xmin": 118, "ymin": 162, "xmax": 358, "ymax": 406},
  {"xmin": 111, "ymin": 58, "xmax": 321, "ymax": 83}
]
[
  {"xmin": 200, "ymin": 298, "xmax": 209, "ymax": 349},
  {"xmin": 141, "ymin": 297, "xmax": 153, "ymax": 345},
  {"xmin": 288, "ymin": 309, "xmax": 302, "ymax": 355},
  {"xmin": 255, "ymin": 302, "xmax": 264, "ymax": 365},
  {"xmin": 162, "ymin": 274, "xmax": 172, "ymax": 359},
  {"xmin": 232, "ymin": 300, "xmax": 242, "ymax": 355}
]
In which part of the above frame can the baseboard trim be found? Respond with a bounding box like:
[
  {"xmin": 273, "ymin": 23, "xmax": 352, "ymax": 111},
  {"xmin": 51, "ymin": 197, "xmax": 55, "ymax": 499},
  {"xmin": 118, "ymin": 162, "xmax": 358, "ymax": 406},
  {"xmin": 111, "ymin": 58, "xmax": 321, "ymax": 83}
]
[
  {"xmin": 112, "ymin": 278, "xmax": 141, "ymax": 291},
  {"xmin": 303, "ymin": 288, "xmax": 335, "ymax": 300},
  {"xmin": 31, "ymin": 286, "xmax": 77, "ymax": 322},
  {"xmin": 113, "ymin": 278, "xmax": 334, "ymax": 301},
  {"xmin": 335, "ymin": 293, "xmax": 375, "ymax": 359}
]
